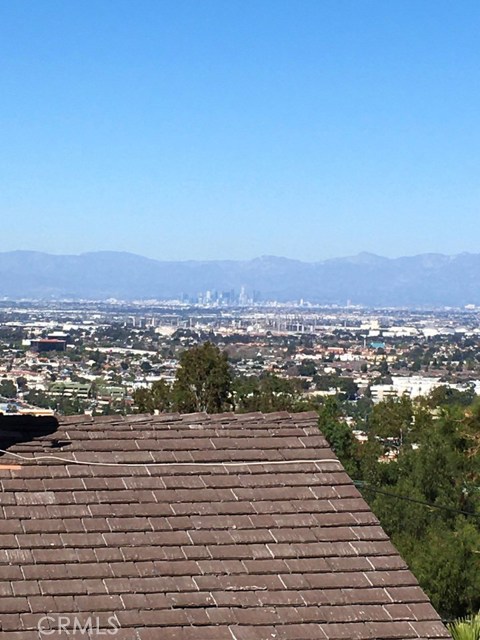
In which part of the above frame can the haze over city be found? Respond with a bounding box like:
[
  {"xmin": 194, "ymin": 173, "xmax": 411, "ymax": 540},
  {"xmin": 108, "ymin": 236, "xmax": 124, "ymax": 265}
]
[{"xmin": 1, "ymin": 0, "xmax": 480, "ymax": 261}]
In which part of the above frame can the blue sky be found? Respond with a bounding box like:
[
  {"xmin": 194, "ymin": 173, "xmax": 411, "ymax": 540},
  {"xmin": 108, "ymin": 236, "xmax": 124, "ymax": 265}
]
[{"xmin": 1, "ymin": 0, "xmax": 479, "ymax": 261}]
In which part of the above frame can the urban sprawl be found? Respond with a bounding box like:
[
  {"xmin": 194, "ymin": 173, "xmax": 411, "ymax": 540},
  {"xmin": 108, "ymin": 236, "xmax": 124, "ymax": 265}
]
[{"xmin": 1, "ymin": 296, "xmax": 480, "ymax": 428}]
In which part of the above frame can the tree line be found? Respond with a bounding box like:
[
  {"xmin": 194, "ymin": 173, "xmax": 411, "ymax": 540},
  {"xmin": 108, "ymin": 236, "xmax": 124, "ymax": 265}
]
[
  {"xmin": 319, "ymin": 393, "xmax": 480, "ymax": 622},
  {"xmin": 133, "ymin": 341, "xmax": 312, "ymax": 414}
]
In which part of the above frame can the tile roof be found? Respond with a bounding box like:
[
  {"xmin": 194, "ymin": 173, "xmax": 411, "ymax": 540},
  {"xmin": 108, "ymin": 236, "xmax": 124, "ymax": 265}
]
[{"xmin": 0, "ymin": 412, "xmax": 451, "ymax": 639}]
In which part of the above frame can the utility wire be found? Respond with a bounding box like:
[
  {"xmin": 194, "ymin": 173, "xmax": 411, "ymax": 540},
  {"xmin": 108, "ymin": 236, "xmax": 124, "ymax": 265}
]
[
  {"xmin": 3, "ymin": 446, "xmax": 477, "ymax": 521},
  {"xmin": 0, "ymin": 448, "xmax": 341, "ymax": 468},
  {"xmin": 354, "ymin": 480, "xmax": 480, "ymax": 520}
]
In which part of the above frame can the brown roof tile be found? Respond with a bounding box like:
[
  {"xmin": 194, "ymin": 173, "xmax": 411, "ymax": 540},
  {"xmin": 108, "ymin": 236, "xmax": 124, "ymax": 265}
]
[{"xmin": 0, "ymin": 412, "xmax": 450, "ymax": 638}]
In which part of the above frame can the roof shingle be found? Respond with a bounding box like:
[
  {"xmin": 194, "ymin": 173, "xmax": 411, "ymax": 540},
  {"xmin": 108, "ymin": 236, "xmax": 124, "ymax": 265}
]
[{"xmin": 0, "ymin": 412, "xmax": 451, "ymax": 639}]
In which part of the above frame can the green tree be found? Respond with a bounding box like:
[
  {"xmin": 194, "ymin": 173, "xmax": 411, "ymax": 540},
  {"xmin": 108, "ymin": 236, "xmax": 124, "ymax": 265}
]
[
  {"xmin": 234, "ymin": 373, "xmax": 303, "ymax": 413},
  {"xmin": 368, "ymin": 396, "xmax": 413, "ymax": 441},
  {"xmin": 24, "ymin": 389, "xmax": 54, "ymax": 409},
  {"xmin": 411, "ymin": 520, "xmax": 480, "ymax": 619},
  {"xmin": 378, "ymin": 359, "xmax": 389, "ymax": 376},
  {"xmin": 318, "ymin": 397, "xmax": 358, "ymax": 476},
  {"xmin": 427, "ymin": 385, "xmax": 476, "ymax": 409},
  {"xmin": 337, "ymin": 377, "xmax": 358, "ymax": 400},
  {"xmin": 314, "ymin": 389, "xmax": 480, "ymax": 620},
  {"xmin": 369, "ymin": 405, "xmax": 480, "ymax": 619},
  {"xmin": 16, "ymin": 376, "xmax": 28, "ymax": 391},
  {"xmin": 134, "ymin": 380, "xmax": 172, "ymax": 413},
  {"xmin": 297, "ymin": 360, "xmax": 317, "ymax": 377},
  {"xmin": 0, "ymin": 379, "xmax": 17, "ymax": 398},
  {"xmin": 140, "ymin": 361, "xmax": 152, "ymax": 374},
  {"xmin": 314, "ymin": 374, "xmax": 337, "ymax": 391},
  {"xmin": 172, "ymin": 342, "xmax": 233, "ymax": 413}
]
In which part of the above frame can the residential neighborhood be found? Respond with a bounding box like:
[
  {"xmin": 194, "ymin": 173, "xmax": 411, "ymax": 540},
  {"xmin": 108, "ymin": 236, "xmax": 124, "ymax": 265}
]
[{"xmin": 1, "ymin": 300, "xmax": 480, "ymax": 419}]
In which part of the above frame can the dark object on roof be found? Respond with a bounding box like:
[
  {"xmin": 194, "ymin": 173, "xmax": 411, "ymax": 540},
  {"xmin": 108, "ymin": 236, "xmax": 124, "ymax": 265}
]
[
  {"xmin": 0, "ymin": 414, "xmax": 59, "ymax": 453},
  {"xmin": 0, "ymin": 412, "xmax": 451, "ymax": 639}
]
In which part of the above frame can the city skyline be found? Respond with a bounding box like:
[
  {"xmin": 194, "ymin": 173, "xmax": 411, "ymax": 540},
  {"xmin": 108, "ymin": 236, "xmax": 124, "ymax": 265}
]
[{"xmin": 1, "ymin": 248, "xmax": 480, "ymax": 306}]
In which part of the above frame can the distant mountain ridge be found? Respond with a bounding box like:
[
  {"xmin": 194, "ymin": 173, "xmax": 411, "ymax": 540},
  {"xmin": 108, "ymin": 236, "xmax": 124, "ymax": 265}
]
[{"xmin": 0, "ymin": 250, "xmax": 479, "ymax": 306}]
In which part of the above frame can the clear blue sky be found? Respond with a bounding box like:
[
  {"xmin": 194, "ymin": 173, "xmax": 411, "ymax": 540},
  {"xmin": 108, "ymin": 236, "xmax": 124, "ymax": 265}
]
[{"xmin": 1, "ymin": 0, "xmax": 479, "ymax": 262}]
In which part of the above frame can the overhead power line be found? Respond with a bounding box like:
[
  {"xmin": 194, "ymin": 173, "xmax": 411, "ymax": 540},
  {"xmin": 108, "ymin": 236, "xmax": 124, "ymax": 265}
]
[{"xmin": 354, "ymin": 480, "xmax": 480, "ymax": 520}]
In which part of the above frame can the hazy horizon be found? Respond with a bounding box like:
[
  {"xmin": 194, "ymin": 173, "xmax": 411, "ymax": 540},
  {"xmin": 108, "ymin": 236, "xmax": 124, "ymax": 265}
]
[{"xmin": 1, "ymin": 247, "xmax": 478, "ymax": 264}]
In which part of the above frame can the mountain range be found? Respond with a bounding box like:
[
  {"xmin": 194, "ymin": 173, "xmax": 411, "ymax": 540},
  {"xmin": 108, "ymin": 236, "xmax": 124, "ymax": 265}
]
[{"xmin": 0, "ymin": 250, "xmax": 479, "ymax": 306}]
